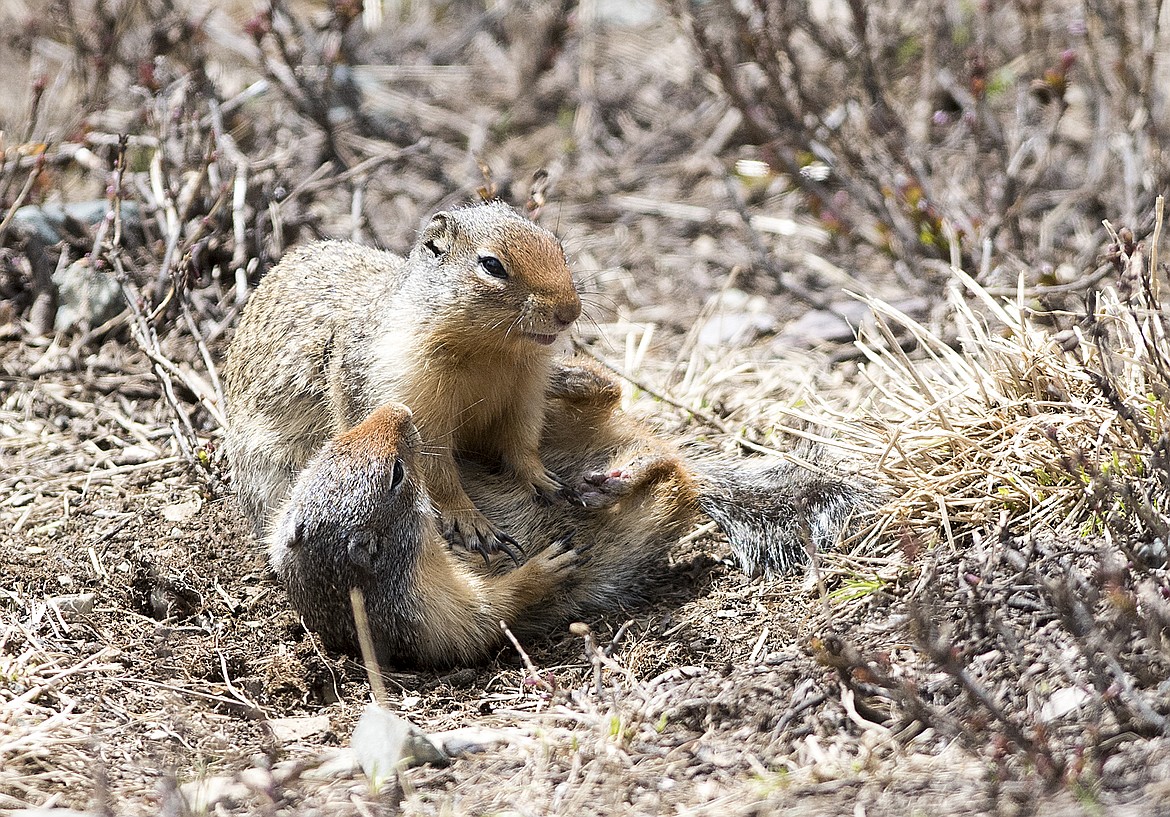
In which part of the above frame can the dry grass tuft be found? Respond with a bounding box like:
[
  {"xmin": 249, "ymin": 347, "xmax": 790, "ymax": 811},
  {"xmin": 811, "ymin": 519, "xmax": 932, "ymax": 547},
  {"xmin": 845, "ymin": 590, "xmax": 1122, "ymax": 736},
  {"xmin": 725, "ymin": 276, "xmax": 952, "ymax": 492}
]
[{"xmin": 748, "ymin": 206, "xmax": 1170, "ymax": 582}]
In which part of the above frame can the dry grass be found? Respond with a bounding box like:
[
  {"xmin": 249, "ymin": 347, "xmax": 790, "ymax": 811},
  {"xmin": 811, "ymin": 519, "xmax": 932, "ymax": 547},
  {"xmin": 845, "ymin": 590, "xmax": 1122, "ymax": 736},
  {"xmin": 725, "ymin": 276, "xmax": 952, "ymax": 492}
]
[
  {"xmin": 2, "ymin": 1, "xmax": 1170, "ymax": 814},
  {"xmin": 766, "ymin": 207, "xmax": 1170, "ymax": 577}
]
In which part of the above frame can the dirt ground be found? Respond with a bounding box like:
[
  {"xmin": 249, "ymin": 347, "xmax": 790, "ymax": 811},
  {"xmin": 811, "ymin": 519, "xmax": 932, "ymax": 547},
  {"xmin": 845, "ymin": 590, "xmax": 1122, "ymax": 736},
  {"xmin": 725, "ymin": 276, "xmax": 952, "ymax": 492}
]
[{"xmin": 3, "ymin": 1, "xmax": 1170, "ymax": 815}]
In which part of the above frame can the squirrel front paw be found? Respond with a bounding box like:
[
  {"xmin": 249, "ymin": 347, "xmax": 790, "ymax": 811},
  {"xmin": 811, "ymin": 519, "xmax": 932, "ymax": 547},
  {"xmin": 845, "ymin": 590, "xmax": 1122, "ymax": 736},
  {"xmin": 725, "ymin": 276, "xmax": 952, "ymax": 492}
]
[
  {"xmin": 527, "ymin": 467, "xmax": 585, "ymax": 507},
  {"xmin": 443, "ymin": 508, "xmax": 524, "ymax": 565},
  {"xmin": 527, "ymin": 532, "xmax": 592, "ymax": 576}
]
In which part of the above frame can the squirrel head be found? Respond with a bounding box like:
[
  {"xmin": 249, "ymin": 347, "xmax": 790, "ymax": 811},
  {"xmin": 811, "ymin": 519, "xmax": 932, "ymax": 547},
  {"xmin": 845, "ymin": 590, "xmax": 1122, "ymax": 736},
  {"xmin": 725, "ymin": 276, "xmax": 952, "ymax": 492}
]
[
  {"xmin": 269, "ymin": 402, "xmax": 430, "ymax": 576},
  {"xmin": 410, "ymin": 202, "xmax": 581, "ymax": 351},
  {"xmin": 267, "ymin": 402, "xmax": 433, "ymax": 657}
]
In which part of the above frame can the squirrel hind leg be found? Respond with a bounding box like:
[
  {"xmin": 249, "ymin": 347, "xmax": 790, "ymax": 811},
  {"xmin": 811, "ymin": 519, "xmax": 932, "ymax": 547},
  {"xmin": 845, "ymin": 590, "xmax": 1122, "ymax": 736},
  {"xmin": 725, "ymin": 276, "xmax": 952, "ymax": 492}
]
[
  {"xmin": 546, "ymin": 360, "xmax": 622, "ymax": 405},
  {"xmin": 576, "ymin": 451, "xmax": 692, "ymax": 509}
]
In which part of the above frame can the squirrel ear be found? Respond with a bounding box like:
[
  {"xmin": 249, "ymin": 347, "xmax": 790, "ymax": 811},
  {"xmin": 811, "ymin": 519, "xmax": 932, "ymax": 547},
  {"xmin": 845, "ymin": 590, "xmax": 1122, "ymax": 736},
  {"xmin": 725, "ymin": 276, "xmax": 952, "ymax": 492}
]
[
  {"xmin": 274, "ymin": 510, "xmax": 304, "ymax": 551},
  {"xmin": 347, "ymin": 533, "xmax": 377, "ymax": 571},
  {"xmin": 419, "ymin": 212, "xmax": 455, "ymax": 258}
]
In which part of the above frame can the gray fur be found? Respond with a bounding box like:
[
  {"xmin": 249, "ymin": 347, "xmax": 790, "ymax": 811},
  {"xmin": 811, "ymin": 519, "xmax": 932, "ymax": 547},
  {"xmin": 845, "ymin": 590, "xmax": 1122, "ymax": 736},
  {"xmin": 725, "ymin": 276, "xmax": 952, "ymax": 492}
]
[{"xmin": 695, "ymin": 455, "xmax": 877, "ymax": 578}]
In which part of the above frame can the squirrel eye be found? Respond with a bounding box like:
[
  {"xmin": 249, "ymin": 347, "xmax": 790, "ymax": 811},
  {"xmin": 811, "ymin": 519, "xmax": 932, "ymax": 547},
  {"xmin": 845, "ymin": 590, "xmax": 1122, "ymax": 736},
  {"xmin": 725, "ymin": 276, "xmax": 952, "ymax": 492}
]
[
  {"xmin": 478, "ymin": 255, "xmax": 509, "ymax": 280},
  {"xmin": 390, "ymin": 458, "xmax": 406, "ymax": 491}
]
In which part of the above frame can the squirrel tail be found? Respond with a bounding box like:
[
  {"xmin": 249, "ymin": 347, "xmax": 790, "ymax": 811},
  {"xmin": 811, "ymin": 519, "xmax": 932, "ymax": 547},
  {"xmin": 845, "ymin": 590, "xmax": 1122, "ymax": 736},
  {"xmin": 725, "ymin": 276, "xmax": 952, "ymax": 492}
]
[{"xmin": 693, "ymin": 450, "xmax": 878, "ymax": 579}]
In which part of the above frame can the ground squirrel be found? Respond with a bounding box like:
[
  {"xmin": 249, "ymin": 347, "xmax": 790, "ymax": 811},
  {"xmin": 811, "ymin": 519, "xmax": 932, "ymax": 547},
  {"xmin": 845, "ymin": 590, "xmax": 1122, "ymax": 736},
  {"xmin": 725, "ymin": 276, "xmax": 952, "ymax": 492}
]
[
  {"xmin": 223, "ymin": 201, "xmax": 581, "ymax": 558},
  {"xmin": 270, "ymin": 359, "xmax": 874, "ymax": 668},
  {"xmin": 268, "ymin": 402, "xmax": 588, "ymax": 669}
]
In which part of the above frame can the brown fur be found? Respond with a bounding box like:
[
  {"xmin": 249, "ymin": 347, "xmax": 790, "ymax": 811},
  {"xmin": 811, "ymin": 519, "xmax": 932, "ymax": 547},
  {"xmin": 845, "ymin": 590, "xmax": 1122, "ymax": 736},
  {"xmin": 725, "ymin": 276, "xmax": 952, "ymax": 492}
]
[
  {"xmin": 269, "ymin": 360, "xmax": 877, "ymax": 668},
  {"xmin": 223, "ymin": 202, "xmax": 581, "ymax": 555},
  {"xmin": 469, "ymin": 360, "xmax": 703, "ymax": 630},
  {"xmin": 268, "ymin": 403, "xmax": 583, "ymax": 669},
  {"xmin": 269, "ymin": 363, "xmax": 701, "ymax": 669}
]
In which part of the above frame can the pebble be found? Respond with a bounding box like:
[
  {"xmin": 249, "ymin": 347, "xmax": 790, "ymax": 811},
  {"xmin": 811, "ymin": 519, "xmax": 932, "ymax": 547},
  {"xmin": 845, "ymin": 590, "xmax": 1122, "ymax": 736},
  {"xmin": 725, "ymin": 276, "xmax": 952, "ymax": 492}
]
[{"xmin": 350, "ymin": 703, "xmax": 449, "ymax": 791}]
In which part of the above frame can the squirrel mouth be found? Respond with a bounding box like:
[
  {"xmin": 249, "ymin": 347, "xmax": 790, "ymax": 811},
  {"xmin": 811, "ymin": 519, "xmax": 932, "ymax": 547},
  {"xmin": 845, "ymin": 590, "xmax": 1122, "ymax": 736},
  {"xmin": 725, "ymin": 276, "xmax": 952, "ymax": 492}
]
[{"xmin": 527, "ymin": 333, "xmax": 558, "ymax": 346}]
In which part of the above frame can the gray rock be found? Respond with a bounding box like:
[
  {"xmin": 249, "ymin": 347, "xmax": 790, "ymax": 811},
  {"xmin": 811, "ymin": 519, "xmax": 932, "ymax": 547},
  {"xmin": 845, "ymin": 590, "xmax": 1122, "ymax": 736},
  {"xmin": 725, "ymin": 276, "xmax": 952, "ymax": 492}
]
[
  {"xmin": 12, "ymin": 201, "xmax": 142, "ymax": 245},
  {"xmin": 776, "ymin": 298, "xmax": 931, "ymax": 348},
  {"xmin": 11, "ymin": 205, "xmax": 61, "ymax": 244},
  {"xmin": 434, "ymin": 725, "xmax": 526, "ymax": 756},
  {"xmin": 267, "ymin": 714, "xmax": 332, "ymax": 743},
  {"xmin": 350, "ymin": 703, "xmax": 449, "ymax": 791},
  {"xmin": 48, "ymin": 593, "xmax": 96, "ymax": 618},
  {"xmin": 697, "ymin": 288, "xmax": 776, "ymax": 347},
  {"xmin": 52, "ymin": 258, "xmax": 123, "ymax": 332},
  {"xmin": 779, "ymin": 301, "xmax": 869, "ymax": 346},
  {"xmin": 297, "ymin": 748, "xmax": 362, "ymax": 781},
  {"xmin": 1038, "ymin": 686, "xmax": 1092, "ymax": 723},
  {"xmin": 596, "ymin": 0, "xmax": 659, "ymax": 26},
  {"xmin": 178, "ymin": 775, "xmax": 249, "ymax": 812}
]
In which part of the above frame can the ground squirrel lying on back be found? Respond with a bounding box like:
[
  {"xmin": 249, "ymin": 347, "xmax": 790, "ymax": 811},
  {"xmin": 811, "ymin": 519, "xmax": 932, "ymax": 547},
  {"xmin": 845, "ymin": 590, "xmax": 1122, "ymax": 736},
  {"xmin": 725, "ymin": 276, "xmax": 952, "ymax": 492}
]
[
  {"xmin": 223, "ymin": 201, "xmax": 581, "ymax": 558},
  {"xmin": 270, "ymin": 360, "xmax": 874, "ymax": 669},
  {"xmin": 268, "ymin": 402, "xmax": 588, "ymax": 669}
]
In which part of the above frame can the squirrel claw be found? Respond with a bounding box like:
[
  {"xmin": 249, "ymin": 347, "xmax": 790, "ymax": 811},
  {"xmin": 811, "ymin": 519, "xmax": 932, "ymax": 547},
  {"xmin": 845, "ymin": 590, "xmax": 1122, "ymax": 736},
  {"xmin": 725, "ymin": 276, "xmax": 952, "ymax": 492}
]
[
  {"xmin": 531, "ymin": 469, "xmax": 582, "ymax": 507},
  {"xmin": 494, "ymin": 531, "xmax": 524, "ymax": 566},
  {"xmin": 445, "ymin": 512, "xmax": 526, "ymax": 566},
  {"xmin": 557, "ymin": 484, "xmax": 587, "ymax": 507},
  {"xmin": 565, "ymin": 532, "xmax": 594, "ymax": 561},
  {"xmin": 539, "ymin": 531, "xmax": 590, "ymax": 573},
  {"xmin": 467, "ymin": 529, "xmax": 523, "ymax": 566}
]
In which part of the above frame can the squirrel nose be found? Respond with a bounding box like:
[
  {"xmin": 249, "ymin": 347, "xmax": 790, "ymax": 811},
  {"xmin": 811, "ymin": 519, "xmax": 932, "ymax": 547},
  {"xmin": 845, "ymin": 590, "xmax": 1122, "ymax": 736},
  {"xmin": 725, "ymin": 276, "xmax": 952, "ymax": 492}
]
[{"xmin": 554, "ymin": 298, "xmax": 581, "ymax": 328}]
